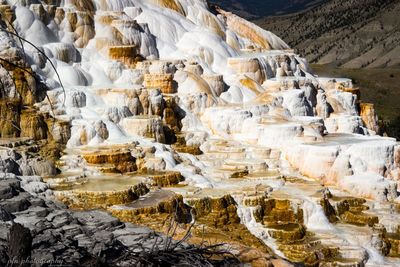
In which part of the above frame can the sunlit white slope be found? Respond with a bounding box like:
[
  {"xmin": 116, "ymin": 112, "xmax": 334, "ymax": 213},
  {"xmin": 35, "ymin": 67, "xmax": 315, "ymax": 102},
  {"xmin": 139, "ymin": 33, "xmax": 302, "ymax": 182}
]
[{"xmin": 3, "ymin": 0, "xmax": 399, "ymax": 203}]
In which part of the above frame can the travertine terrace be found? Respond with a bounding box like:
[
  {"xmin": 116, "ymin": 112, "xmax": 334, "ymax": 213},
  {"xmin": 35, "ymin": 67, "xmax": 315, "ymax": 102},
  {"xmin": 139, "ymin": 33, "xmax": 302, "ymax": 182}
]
[{"xmin": 0, "ymin": 0, "xmax": 400, "ymax": 266}]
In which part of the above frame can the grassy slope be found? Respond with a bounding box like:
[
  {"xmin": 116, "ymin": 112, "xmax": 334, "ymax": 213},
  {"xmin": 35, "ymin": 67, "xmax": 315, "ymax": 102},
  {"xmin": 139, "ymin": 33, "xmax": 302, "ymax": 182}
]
[
  {"xmin": 209, "ymin": 0, "xmax": 326, "ymax": 19},
  {"xmin": 255, "ymin": 0, "xmax": 400, "ymax": 68},
  {"xmin": 311, "ymin": 64, "xmax": 400, "ymax": 139}
]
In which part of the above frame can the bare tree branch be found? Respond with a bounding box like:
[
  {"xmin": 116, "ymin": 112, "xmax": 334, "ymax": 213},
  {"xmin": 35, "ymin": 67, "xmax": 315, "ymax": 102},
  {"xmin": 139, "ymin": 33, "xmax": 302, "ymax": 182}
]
[{"xmin": 1, "ymin": 27, "xmax": 66, "ymax": 107}]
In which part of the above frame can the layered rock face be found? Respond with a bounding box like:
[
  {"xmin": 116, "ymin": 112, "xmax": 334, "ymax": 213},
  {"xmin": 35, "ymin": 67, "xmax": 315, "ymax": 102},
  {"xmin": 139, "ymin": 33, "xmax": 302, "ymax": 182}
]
[
  {"xmin": 1, "ymin": 0, "xmax": 400, "ymax": 266},
  {"xmin": 0, "ymin": 171, "xmax": 229, "ymax": 266}
]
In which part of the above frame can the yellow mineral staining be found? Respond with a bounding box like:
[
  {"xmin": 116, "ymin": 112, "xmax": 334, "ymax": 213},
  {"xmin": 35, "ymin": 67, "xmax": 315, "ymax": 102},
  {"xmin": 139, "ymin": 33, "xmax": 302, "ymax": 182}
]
[
  {"xmin": 204, "ymin": 17, "xmax": 226, "ymax": 38},
  {"xmin": 11, "ymin": 68, "xmax": 40, "ymax": 106},
  {"xmin": 172, "ymin": 134, "xmax": 202, "ymax": 155},
  {"xmin": 220, "ymin": 10, "xmax": 271, "ymax": 50},
  {"xmin": 240, "ymin": 77, "xmax": 264, "ymax": 95},
  {"xmin": 174, "ymin": 145, "xmax": 203, "ymax": 155},
  {"xmin": 5, "ymin": 1, "xmax": 398, "ymax": 266},
  {"xmin": 185, "ymin": 194, "xmax": 274, "ymax": 265},
  {"xmin": 109, "ymin": 190, "xmax": 190, "ymax": 224},
  {"xmin": 338, "ymin": 86, "xmax": 361, "ymax": 101},
  {"xmin": 95, "ymin": 13, "xmax": 119, "ymax": 26},
  {"xmin": 111, "ymin": 18, "xmax": 138, "ymax": 27},
  {"xmin": 319, "ymin": 194, "xmax": 400, "ymax": 261},
  {"xmin": 66, "ymin": 11, "xmax": 78, "ymax": 30},
  {"xmin": 247, "ymin": 91, "xmax": 275, "ymax": 108},
  {"xmin": 202, "ymin": 74, "xmax": 225, "ymax": 97},
  {"xmin": 54, "ymin": 7, "xmax": 65, "ymax": 24},
  {"xmin": 388, "ymin": 233, "xmax": 400, "ymax": 257},
  {"xmin": 228, "ymin": 58, "xmax": 260, "ymax": 75},
  {"xmin": 0, "ymin": 100, "xmax": 20, "ymax": 138},
  {"xmin": 49, "ymin": 43, "xmax": 75, "ymax": 63},
  {"xmin": 320, "ymin": 197, "xmax": 338, "ymax": 223},
  {"xmin": 149, "ymin": 0, "xmax": 185, "ymax": 15},
  {"xmin": 108, "ymin": 45, "xmax": 140, "ymax": 67},
  {"xmin": 0, "ymin": 4, "xmax": 14, "ymax": 23},
  {"xmin": 75, "ymin": 25, "xmax": 96, "ymax": 48},
  {"xmin": 0, "ymin": 59, "xmax": 53, "ymax": 139},
  {"xmin": 150, "ymin": 171, "xmax": 184, "ymax": 187},
  {"xmin": 226, "ymin": 33, "xmax": 241, "ymax": 51},
  {"xmin": 254, "ymin": 198, "xmax": 303, "ymax": 226},
  {"xmin": 187, "ymin": 71, "xmax": 215, "ymax": 95},
  {"xmin": 194, "ymin": 9, "xmax": 226, "ymax": 38},
  {"xmin": 329, "ymin": 196, "xmax": 379, "ymax": 226},
  {"xmin": 250, "ymin": 196, "xmax": 345, "ymax": 266},
  {"xmin": 68, "ymin": 0, "xmax": 96, "ymax": 13},
  {"xmin": 82, "ymin": 148, "xmax": 137, "ymax": 173},
  {"xmin": 268, "ymin": 223, "xmax": 306, "ymax": 242},
  {"xmin": 188, "ymin": 195, "xmax": 240, "ymax": 226},
  {"xmin": 95, "ymin": 37, "xmax": 119, "ymax": 51},
  {"xmin": 368, "ymin": 224, "xmax": 400, "ymax": 257},
  {"xmin": 82, "ymin": 149, "xmax": 133, "ymax": 164},
  {"xmin": 144, "ymin": 73, "xmax": 176, "ymax": 94},
  {"xmin": 110, "ymin": 19, "xmax": 143, "ymax": 44},
  {"xmin": 20, "ymin": 109, "xmax": 48, "ymax": 141},
  {"xmin": 135, "ymin": 60, "xmax": 152, "ymax": 71},
  {"xmin": 227, "ymin": 57, "xmax": 266, "ymax": 84},
  {"xmin": 230, "ymin": 169, "xmax": 249, "ymax": 178},
  {"xmin": 163, "ymin": 97, "xmax": 181, "ymax": 131},
  {"xmin": 57, "ymin": 183, "xmax": 149, "ymax": 210},
  {"xmin": 360, "ymin": 102, "xmax": 380, "ymax": 133},
  {"xmin": 248, "ymin": 195, "xmax": 327, "ymax": 264},
  {"xmin": 110, "ymin": 190, "xmax": 273, "ymax": 265},
  {"xmin": 229, "ymin": 20, "xmax": 270, "ymax": 49},
  {"xmin": 68, "ymin": 11, "xmax": 95, "ymax": 48},
  {"xmin": 340, "ymin": 211, "xmax": 379, "ymax": 226},
  {"xmin": 395, "ymin": 148, "xmax": 400, "ymax": 171},
  {"xmin": 278, "ymin": 239, "xmax": 340, "ymax": 267},
  {"xmin": 52, "ymin": 7, "xmax": 95, "ymax": 48}
]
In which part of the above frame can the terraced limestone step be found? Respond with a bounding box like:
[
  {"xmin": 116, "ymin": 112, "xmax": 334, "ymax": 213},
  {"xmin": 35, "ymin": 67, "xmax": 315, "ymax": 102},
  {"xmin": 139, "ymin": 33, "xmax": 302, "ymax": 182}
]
[
  {"xmin": 267, "ymin": 223, "xmax": 306, "ymax": 242},
  {"xmin": 198, "ymin": 138, "xmax": 277, "ymax": 180},
  {"xmin": 278, "ymin": 237, "xmax": 340, "ymax": 266},
  {"xmin": 121, "ymin": 116, "xmax": 166, "ymax": 143},
  {"xmin": 189, "ymin": 137, "xmax": 400, "ymax": 265},
  {"xmin": 82, "ymin": 148, "xmax": 137, "ymax": 173},
  {"xmin": 147, "ymin": 171, "xmax": 184, "ymax": 187},
  {"xmin": 172, "ymin": 134, "xmax": 203, "ymax": 155},
  {"xmin": 109, "ymin": 190, "xmax": 191, "ymax": 224},
  {"xmin": 235, "ymin": 188, "xmax": 372, "ymax": 266},
  {"xmin": 54, "ymin": 176, "xmax": 149, "ymax": 209}
]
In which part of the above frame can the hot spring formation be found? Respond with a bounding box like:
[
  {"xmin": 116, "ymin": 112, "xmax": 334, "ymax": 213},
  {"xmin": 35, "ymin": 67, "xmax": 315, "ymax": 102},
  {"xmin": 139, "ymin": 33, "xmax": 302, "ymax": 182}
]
[{"xmin": 0, "ymin": 0, "xmax": 400, "ymax": 266}]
